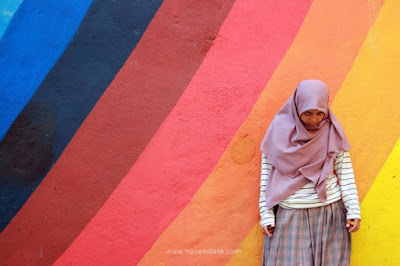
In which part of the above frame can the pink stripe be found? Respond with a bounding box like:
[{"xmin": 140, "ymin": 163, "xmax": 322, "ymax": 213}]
[{"xmin": 56, "ymin": 0, "xmax": 312, "ymax": 264}]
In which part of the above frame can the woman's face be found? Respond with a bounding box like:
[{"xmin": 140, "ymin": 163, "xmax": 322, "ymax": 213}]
[{"xmin": 300, "ymin": 109, "xmax": 325, "ymax": 127}]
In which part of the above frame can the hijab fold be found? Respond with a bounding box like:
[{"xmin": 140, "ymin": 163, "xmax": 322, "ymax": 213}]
[{"xmin": 260, "ymin": 80, "xmax": 350, "ymax": 209}]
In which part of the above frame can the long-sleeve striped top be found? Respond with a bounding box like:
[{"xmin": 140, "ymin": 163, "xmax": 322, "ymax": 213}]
[{"xmin": 259, "ymin": 151, "xmax": 361, "ymax": 228}]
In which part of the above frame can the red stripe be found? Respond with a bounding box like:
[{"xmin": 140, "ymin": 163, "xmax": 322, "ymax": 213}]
[
  {"xmin": 54, "ymin": 0, "xmax": 313, "ymax": 264},
  {"xmin": 0, "ymin": 0, "xmax": 236, "ymax": 264}
]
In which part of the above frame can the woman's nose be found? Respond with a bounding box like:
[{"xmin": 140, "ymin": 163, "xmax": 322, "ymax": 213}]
[{"xmin": 310, "ymin": 116, "xmax": 318, "ymax": 123}]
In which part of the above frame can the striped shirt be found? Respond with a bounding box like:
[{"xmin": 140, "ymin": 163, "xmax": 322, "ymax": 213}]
[{"xmin": 259, "ymin": 151, "xmax": 361, "ymax": 228}]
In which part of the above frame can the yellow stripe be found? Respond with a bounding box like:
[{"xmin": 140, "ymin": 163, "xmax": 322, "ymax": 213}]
[
  {"xmin": 351, "ymin": 137, "xmax": 400, "ymax": 265},
  {"xmin": 226, "ymin": 225, "xmax": 264, "ymax": 265},
  {"xmin": 330, "ymin": 0, "xmax": 400, "ymax": 201}
]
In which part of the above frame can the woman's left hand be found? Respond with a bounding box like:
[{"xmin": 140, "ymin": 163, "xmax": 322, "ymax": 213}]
[{"xmin": 346, "ymin": 218, "xmax": 361, "ymax": 233}]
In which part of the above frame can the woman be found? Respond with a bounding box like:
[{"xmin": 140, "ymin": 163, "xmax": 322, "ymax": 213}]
[{"xmin": 259, "ymin": 79, "xmax": 361, "ymax": 266}]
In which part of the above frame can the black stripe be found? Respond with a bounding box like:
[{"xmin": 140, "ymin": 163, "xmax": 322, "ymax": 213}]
[
  {"xmin": 341, "ymin": 187, "xmax": 357, "ymax": 193},
  {"xmin": 336, "ymin": 153, "xmax": 344, "ymax": 159},
  {"xmin": 326, "ymin": 181, "xmax": 338, "ymax": 190},
  {"xmin": 346, "ymin": 204, "xmax": 360, "ymax": 209},
  {"xmin": 343, "ymin": 198, "xmax": 358, "ymax": 205},
  {"xmin": 330, "ymin": 195, "xmax": 343, "ymax": 201},
  {"xmin": 282, "ymin": 195, "xmax": 343, "ymax": 205},
  {"xmin": 290, "ymin": 192, "xmax": 316, "ymax": 196},
  {"xmin": 339, "ymin": 166, "xmax": 354, "ymax": 170},
  {"xmin": 280, "ymin": 201, "xmax": 323, "ymax": 205},
  {"xmin": 287, "ymin": 194, "xmax": 319, "ymax": 199},
  {"xmin": 340, "ymin": 179, "xmax": 355, "ymax": 184},
  {"xmin": 261, "ymin": 218, "xmax": 274, "ymax": 222},
  {"xmin": 340, "ymin": 182, "xmax": 356, "ymax": 187},
  {"xmin": 295, "ymin": 187, "xmax": 317, "ymax": 192}
]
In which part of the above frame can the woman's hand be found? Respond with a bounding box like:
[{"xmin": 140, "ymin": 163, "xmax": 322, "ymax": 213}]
[
  {"xmin": 262, "ymin": 225, "xmax": 275, "ymax": 237},
  {"xmin": 346, "ymin": 218, "xmax": 361, "ymax": 233}
]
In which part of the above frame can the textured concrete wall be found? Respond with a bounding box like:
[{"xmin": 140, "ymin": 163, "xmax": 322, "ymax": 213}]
[
  {"xmin": 0, "ymin": 0, "xmax": 23, "ymax": 38},
  {"xmin": 0, "ymin": 0, "xmax": 399, "ymax": 265}
]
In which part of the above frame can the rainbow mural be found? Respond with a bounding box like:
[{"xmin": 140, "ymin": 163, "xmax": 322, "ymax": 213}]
[{"xmin": 0, "ymin": 0, "xmax": 399, "ymax": 265}]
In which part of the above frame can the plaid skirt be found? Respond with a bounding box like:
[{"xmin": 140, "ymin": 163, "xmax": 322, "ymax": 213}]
[{"xmin": 262, "ymin": 200, "xmax": 351, "ymax": 266}]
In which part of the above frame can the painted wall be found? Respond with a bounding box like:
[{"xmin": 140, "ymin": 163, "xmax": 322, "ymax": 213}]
[
  {"xmin": 0, "ymin": 0, "xmax": 23, "ymax": 38},
  {"xmin": 0, "ymin": 0, "xmax": 398, "ymax": 265}
]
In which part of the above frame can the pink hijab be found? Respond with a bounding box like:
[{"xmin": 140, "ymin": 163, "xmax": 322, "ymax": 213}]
[{"xmin": 260, "ymin": 79, "xmax": 350, "ymax": 209}]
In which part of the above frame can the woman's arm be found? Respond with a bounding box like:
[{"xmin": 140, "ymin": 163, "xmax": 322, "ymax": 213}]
[
  {"xmin": 334, "ymin": 151, "xmax": 361, "ymax": 229},
  {"xmin": 259, "ymin": 153, "xmax": 275, "ymax": 228}
]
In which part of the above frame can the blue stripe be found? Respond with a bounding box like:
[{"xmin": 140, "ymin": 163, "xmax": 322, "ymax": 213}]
[
  {"xmin": 0, "ymin": 0, "xmax": 93, "ymax": 141},
  {"xmin": 0, "ymin": 0, "xmax": 23, "ymax": 39}
]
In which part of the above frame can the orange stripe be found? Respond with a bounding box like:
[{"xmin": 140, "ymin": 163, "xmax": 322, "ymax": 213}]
[{"xmin": 140, "ymin": 0, "xmax": 384, "ymax": 265}]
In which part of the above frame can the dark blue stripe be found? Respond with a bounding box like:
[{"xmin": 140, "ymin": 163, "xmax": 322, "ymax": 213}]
[
  {"xmin": 0, "ymin": 0, "xmax": 163, "ymax": 232},
  {"xmin": 0, "ymin": 0, "xmax": 93, "ymax": 141}
]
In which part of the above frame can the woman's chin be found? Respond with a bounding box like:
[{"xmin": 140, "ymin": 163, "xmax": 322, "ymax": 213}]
[{"xmin": 304, "ymin": 123, "xmax": 319, "ymax": 130}]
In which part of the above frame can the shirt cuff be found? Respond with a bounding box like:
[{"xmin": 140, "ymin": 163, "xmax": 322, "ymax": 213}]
[
  {"xmin": 260, "ymin": 213, "xmax": 275, "ymax": 227},
  {"xmin": 346, "ymin": 212, "xmax": 361, "ymax": 221}
]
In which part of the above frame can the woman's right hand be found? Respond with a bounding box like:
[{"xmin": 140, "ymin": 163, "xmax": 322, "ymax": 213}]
[{"xmin": 262, "ymin": 225, "xmax": 275, "ymax": 237}]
